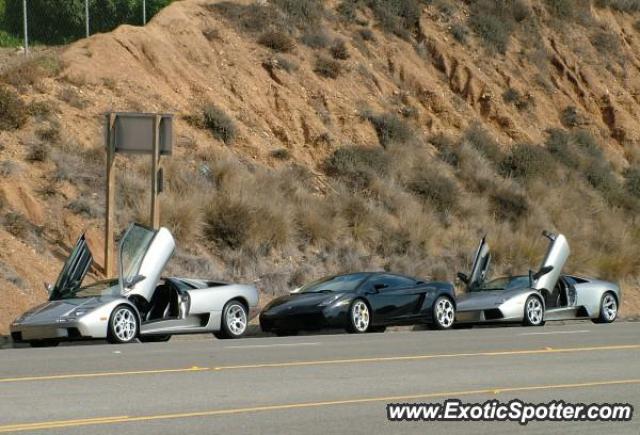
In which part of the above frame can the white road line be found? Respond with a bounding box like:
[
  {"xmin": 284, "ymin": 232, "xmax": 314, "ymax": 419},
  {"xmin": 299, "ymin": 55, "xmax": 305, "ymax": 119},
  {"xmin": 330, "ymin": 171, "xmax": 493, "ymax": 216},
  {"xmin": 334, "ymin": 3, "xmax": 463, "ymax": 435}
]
[
  {"xmin": 223, "ymin": 342, "xmax": 320, "ymax": 350},
  {"xmin": 519, "ymin": 330, "xmax": 590, "ymax": 336}
]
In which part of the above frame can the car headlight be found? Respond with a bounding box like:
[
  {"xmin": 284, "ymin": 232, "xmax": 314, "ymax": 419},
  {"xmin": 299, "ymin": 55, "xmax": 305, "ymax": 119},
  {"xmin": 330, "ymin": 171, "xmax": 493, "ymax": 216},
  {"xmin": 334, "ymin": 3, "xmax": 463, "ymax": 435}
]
[{"xmin": 59, "ymin": 307, "xmax": 94, "ymax": 321}]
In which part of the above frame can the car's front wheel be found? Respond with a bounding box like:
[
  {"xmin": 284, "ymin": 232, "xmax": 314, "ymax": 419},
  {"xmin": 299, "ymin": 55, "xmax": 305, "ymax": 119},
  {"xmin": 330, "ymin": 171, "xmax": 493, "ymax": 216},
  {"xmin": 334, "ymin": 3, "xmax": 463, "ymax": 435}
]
[
  {"xmin": 214, "ymin": 301, "xmax": 248, "ymax": 339},
  {"xmin": 593, "ymin": 292, "xmax": 618, "ymax": 324},
  {"xmin": 107, "ymin": 305, "xmax": 139, "ymax": 344},
  {"xmin": 522, "ymin": 296, "xmax": 545, "ymax": 327},
  {"xmin": 347, "ymin": 299, "xmax": 370, "ymax": 333},
  {"xmin": 431, "ymin": 296, "xmax": 455, "ymax": 330}
]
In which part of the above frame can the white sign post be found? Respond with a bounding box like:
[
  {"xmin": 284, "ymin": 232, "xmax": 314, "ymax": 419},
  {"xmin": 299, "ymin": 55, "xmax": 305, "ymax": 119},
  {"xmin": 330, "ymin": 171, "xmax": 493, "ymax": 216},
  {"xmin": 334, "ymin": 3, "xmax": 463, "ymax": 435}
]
[{"xmin": 22, "ymin": 0, "xmax": 29, "ymax": 55}]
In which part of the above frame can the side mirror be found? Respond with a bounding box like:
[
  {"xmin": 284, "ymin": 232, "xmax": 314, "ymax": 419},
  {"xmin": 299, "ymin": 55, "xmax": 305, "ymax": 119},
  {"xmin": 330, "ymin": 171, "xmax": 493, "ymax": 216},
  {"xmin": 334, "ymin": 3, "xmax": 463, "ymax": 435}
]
[
  {"xmin": 126, "ymin": 274, "xmax": 146, "ymax": 288},
  {"xmin": 533, "ymin": 265, "xmax": 554, "ymax": 281},
  {"xmin": 457, "ymin": 272, "xmax": 469, "ymax": 284},
  {"xmin": 44, "ymin": 282, "xmax": 53, "ymax": 294}
]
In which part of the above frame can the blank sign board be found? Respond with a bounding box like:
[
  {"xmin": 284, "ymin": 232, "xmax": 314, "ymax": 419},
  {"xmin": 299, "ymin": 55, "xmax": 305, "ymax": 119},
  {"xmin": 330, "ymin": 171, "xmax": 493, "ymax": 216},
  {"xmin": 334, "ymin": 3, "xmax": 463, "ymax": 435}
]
[{"xmin": 106, "ymin": 112, "xmax": 173, "ymax": 155}]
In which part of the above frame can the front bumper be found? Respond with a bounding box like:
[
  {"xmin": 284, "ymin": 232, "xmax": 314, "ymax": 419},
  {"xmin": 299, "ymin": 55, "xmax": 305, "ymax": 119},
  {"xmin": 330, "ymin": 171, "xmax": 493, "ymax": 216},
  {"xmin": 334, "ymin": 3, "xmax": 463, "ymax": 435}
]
[{"xmin": 10, "ymin": 318, "xmax": 104, "ymax": 342}]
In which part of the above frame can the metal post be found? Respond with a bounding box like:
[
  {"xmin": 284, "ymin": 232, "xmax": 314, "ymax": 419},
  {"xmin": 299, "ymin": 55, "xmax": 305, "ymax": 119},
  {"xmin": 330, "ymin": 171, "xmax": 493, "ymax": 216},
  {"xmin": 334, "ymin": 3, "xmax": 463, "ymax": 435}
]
[
  {"xmin": 85, "ymin": 0, "xmax": 90, "ymax": 38},
  {"xmin": 150, "ymin": 115, "xmax": 161, "ymax": 229},
  {"xmin": 105, "ymin": 114, "xmax": 116, "ymax": 278},
  {"xmin": 22, "ymin": 0, "xmax": 28, "ymax": 55},
  {"xmin": 143, "ymin": 0, "xmax": 147, "ymax": 25}
]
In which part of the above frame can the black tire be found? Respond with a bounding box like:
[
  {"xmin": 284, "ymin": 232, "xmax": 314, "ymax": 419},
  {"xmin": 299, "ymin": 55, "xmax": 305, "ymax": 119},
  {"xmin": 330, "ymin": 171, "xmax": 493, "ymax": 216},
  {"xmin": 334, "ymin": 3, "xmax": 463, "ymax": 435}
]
[
  {"xmin": 139, "ymin": 335, "xmax": 171, "ymax": 343},
  {"xmin": 430, "ymin": 296, "xmax": 455, "ymax": 330},
  {"xmin": 522, "ymin": 295, "xmax": 545, "ymax": 327},
  {"xmin": 274, "ymin": 330, "xmax": 299, "ymax": 337},
  {"xmin": 214, "ymin": 300, "xmax": 248, "ymax": 339},
  {"xmin": 347, "ymin": 299, "xmax": 371, "ymax": 333},
  {"xmin": 29, "ymin": 339, "xmax": 59, "ymax": 348},
  {"xmin": 107, "ymin": 305, "xmax": 139, "ymax": 344},
  {"xmin": 592, "ymin": 292, "xmax": 618, "ymax": 324}
]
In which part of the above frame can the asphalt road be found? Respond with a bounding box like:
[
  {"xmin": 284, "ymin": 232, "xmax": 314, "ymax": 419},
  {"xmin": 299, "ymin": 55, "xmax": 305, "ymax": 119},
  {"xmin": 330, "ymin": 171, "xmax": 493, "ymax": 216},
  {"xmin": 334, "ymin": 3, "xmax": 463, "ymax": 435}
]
[{"xmin": 0, "ymin": 321, "xmax": 638, "ymax": 434}]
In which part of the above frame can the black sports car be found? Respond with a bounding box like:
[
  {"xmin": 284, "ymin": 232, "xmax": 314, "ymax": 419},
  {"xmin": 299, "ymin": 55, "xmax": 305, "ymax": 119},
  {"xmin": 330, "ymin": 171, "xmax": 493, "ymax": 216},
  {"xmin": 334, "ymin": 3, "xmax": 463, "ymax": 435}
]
[{"xmin": 259, "ymin": 272, "xmax": 456, "ymax": 335}]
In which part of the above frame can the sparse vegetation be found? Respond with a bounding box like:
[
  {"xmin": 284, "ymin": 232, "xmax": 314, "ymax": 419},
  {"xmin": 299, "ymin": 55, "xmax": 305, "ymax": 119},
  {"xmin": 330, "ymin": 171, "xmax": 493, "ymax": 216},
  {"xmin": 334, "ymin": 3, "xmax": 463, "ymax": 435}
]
[
  {"xmin": 366, "ymin": 112, "xmax": 413, "ymax": 148},
  {"xmin": 271, "ymin": 148, "xmax": 292, "ymax": 160},
  {"xmin": 201, "ymin": 104, "xmax": 237, "ymax": 144},
  {"xmin": 489, "ymin": 187, "xmax": 529, "ymax": 223},
  {"xmin": 407, "ymin": 170, "xmax": 459, "ymax": 213},
  {"xmin": 499, "ymin": 143, "xmax": 555, "ymax": 180},
  {"xmin": 324, "ymin": 146, "xmax": 389, "ymax": 189},
  {"xmin": 314, "ymin": 56, "xmax": 342, "ymax": 79},
  {"xmin": 330, "ymin": 38, "xmax": 350, "ymax": 60},
  {"xmin": 450, "ymin": 23, "xmax": 468, "ymax": 44},
  {"xmin": 25, "ymin": 142, "xmax": 50, "ymax": 162},
  {"xmin": 258, "ymin": 30, "xmax": 296, "ymax": 52},
  {"xmin": 58, "ymin": 87, "xmax": 88, "ymax": 109},
  {"xmin": 0, "ymin": 87, "xmax": 27, "ymax": 131},
  {"xmin": 301, "ymin": 29, "xmax": 331, "ymax": 48}
]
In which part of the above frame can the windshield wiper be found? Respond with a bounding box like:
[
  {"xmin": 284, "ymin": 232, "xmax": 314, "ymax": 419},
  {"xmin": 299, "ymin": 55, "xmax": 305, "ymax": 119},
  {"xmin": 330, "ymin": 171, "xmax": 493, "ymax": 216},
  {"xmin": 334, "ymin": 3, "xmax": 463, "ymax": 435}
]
[{"xmin": 316, "ymin": 289, "xmax": 334, "ymax": 293}]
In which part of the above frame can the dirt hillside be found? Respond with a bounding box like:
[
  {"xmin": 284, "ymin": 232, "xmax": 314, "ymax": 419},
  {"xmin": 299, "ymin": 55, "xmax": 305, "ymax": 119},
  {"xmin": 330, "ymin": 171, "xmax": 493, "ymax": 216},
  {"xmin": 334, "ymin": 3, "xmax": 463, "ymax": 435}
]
[{"xmin": 1, "ymin": 0, "xmax": 640, "ymax": 332}]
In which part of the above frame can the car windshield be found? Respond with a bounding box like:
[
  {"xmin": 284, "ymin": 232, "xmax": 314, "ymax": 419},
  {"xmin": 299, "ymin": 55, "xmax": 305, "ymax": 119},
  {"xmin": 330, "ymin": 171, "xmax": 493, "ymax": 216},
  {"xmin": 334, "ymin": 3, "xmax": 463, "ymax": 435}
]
[
  {"xmin": 298, "ymin": 273, "xmax": 369, "ymax": 293},
  {"xmin": 50, "ymin": 279, "xmax": 121, "ymax": 300},
  {"xmin": 471, "ymin": 275, "xmax": 530, "ymax": 292}
]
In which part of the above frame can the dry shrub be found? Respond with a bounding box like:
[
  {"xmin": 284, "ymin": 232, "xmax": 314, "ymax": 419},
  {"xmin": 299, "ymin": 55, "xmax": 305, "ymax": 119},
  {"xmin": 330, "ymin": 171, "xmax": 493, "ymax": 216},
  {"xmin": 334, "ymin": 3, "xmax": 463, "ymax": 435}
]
[
  {"xmin": 366, "ymin": 112, "xmax": 413, "ymax": 148},
  {"xmin": 58, "ymin": 86, "xmax": 88, "ymax": 109},
  {"xmin": 25, "ymin": 142, "xmax": 49, "ymax": 162},
  {"xmin": 499, "ymin": 143, "xmax": 555, "ymax": 181},
  {"xmin": 462, "ymin": 123, "xmax": 503, "ymax": 165},
  {"xmin": 314, "ymin": 56, "xmax": 342, "ymax": 79},
  {"xmin": 258, "ymin": 30, "xmax": 296, "ymax": 52},
  {"xmin": 1, "ymin": 55, "xmax": 61, "ymax": 89},
  {"xmin": 201, "ymin": 104, "xmax": 237, "ymax": 144},
  {"xmin": 489, "ymin": 186, "xmax": 529, "ymax": 224},
  {"xmin": 0, "ymin": 87, "xmax": 27, "ymax": 131},
  {"xmin": 324, "ymin": 146, "xmax": 389, "ymax": 189},
  {"xmin": 2, "ymin": 212, "xmax": 35, "ymax": 240},
  {"xmin": 301, "ymin": 29, "xmax": 331, "ymax": 48},
  {"xmin": 330, "ymin": 38, "xmax": 350, "ymax": 60},
  {"xmin": 161, "ymin": 194, "xmax": 203, "ymax": 245},
  {"xmin": 407, "ymin": 169, "xmax": 459, "ymax": 213}
]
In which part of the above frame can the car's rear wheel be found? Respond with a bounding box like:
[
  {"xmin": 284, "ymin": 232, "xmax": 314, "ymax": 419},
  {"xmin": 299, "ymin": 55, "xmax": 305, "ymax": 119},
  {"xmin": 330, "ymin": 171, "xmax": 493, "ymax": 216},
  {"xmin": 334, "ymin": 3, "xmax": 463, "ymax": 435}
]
[
  {"xmin": 214, "ymin": 301, "xmax": 248, "ymax": 339},
  {"xmin": 522, "ymin": 296, "xmax": 545, "ymax": 327},
  {"xmin": 593, "ymin": 292, "xmax": 618, "ymax": 324},
  {"xmin": 347, "ymin": 299, "xmax": 370, "ymax": 333},
  {"xmin": 431, "ymin": 296, "xmax": 455, "ymax": 330},
  {"xmin": 139, "ymin": 335, "xmax": 171, "ymax": 343},
  {"xmin": 29, "ymin": 339, "xmax": 59, "ymax": 348},
  {"xmin": 107, "ymin": 305, "xmax": 139, "ymax": 344}
]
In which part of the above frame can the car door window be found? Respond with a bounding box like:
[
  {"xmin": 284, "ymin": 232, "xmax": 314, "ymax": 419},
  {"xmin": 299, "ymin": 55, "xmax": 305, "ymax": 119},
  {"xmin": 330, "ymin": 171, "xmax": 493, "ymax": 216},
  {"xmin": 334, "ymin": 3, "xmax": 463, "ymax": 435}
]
[{"xmin": 368, "ymin": 275, "xmax": 415, "ymax": 292}]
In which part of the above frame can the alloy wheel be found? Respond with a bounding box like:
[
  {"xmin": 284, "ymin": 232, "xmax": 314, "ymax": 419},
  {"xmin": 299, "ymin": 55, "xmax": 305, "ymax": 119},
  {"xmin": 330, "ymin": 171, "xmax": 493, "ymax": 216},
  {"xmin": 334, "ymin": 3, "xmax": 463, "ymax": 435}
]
[
  {"xmin": 352, "ymin": 301, "xmax": 370, "ymax": 332},
  {"xmin": 526, "ymin": 297, "xmax": 543, "ymax": 325},
  {"xmin": 113, "ymin": 307, "xmax": 137, "ymax": 342},
  {"xmin": 435, "ymin": 298, "xmax": 455, "ymax": 328},
  {"xmin": 226, "ymin": 304, "xmax": 247, "ymax": 336},
  {"xmin": 602, "ymin": 294, "xmax": 617, "ymax": 322}
]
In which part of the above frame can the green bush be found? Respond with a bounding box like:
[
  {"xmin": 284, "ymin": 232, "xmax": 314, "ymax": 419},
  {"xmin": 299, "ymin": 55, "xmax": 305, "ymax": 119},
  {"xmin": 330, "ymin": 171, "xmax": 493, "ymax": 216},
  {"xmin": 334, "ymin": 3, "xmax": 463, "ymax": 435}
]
[
  {"xmin": 450, "ymin": 23, "xmax": 468, "ymax": 44},
  {"xmin": 367, "ymin": 113, "xmax": 413, "ymax": 148},
  {"xmin": 339, "ymin": 0, "xmax": 422, "ymax": 40},
  {"xmin": 4, "ymin": 0, "xmax": 173, "ymax": 44},
  {"xmin": 202, "ymin": 104, "xmax": 237, "ymax": 144},
  {"xmin": 0, "ymin": 87, "xmax": 27, "ymax": 131}
]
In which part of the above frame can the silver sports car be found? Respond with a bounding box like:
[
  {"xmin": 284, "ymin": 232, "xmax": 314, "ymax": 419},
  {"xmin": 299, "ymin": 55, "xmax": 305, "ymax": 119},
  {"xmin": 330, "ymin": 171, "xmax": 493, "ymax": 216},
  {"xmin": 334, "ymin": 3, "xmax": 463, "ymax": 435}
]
[
  {"xmin": 10, "ymin": 223, "xmax": 259, "ymax": 346},
  {"xmin": 455, "ymin": 231, "xmax": 621, "ymax": 327}
]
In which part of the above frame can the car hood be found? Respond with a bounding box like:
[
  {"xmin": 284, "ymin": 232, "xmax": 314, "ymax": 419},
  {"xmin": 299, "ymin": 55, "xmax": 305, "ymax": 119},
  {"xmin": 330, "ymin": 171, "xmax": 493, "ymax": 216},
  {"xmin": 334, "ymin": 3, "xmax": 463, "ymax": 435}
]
[
  {"xmin": 456, "ymin": 288, "xmax": 527, "ymax": 311},
  {"xmin": 263, "ymin": 293, "xmax": 347, "ymax": 313},
  {"xmin": 14, "ymin": 297, "xmax": 114, "ymax": 324}
]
